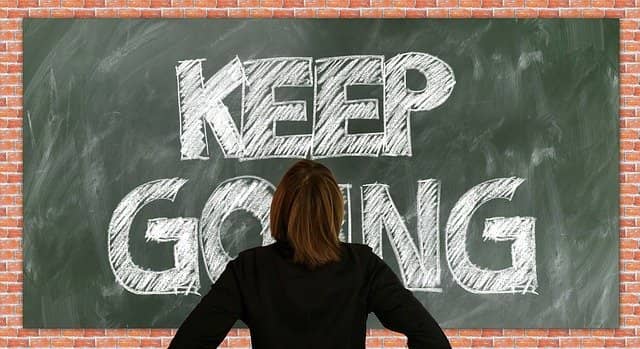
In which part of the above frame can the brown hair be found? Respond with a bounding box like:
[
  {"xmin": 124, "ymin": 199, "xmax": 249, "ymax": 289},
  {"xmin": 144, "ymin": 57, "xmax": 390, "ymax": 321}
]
[{"xmin": 270, "ymin": 159, "xmax": 344, "ymax": 270}]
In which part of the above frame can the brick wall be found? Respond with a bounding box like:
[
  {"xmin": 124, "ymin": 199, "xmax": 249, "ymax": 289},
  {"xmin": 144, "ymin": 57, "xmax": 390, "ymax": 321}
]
[{"xmin": 0, "ymin": 2, "xmax": 638, "ymax": 348}]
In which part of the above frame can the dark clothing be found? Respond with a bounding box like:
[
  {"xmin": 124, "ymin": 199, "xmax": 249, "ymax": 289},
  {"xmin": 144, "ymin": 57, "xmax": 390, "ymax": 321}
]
[{"xmin": 168, "ymin": 240, "xmax": 451, "ymax": 349}]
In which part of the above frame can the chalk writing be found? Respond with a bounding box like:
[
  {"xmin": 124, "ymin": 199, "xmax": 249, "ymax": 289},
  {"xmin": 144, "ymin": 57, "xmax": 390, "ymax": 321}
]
[{"xmin": 108, "ymin": 53, "xmax": 537, "ymax": 297}]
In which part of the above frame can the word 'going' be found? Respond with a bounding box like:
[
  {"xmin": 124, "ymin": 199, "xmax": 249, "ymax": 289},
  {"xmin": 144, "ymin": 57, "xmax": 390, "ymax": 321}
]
[{"xmin": 108, "ymin": 177, "xmax": 538, "ymax": 296}]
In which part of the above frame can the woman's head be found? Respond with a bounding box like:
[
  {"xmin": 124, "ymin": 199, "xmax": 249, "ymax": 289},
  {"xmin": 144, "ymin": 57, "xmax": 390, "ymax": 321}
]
[{"xmin": 270, "ymin": 159, "xmax": 344, "ymax": 270}]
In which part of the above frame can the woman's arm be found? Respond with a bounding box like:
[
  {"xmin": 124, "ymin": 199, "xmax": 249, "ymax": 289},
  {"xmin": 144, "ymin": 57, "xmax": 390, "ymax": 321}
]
[
  {"xmin": 366, "ymin": 250, "xmax": 451, "ymax": 349},
  {"xmin": 168, "ymin": 259, "xmax": 245, "ymax": 349}
]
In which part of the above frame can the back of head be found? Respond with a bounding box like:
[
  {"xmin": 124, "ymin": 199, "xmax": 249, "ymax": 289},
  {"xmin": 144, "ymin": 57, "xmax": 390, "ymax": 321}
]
[{"xmin": 270, "ymin": 159, "xmax": 344, "ymax": 270}]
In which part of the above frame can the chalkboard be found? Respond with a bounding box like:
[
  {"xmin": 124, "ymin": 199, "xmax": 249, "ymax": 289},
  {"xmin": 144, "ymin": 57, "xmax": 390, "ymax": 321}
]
[{"xmin": 24, "ymin": 19, "xmax": 619, "ymax": 329}]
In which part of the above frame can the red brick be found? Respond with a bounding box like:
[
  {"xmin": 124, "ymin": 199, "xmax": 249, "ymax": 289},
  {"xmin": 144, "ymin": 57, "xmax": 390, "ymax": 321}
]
[
  {"xmin": 237, "ymin": 0, "xmax": 258, "ymax": 5},
  {"xmin": 583, "ymin": 8, "xmax": 605, "ymax": 17},
  {"xmin": 383, "ymin": 336, "xmax": 407, "ymax": 346},
  {"xmin": 538, "ymin": 338, "xmax": 559, "ymax": 347},
  {"xmin": 7, "ymin": 338, "xmax": 28, "ymax": 347},
  {"xmin": 350, "ymin": 0, "xmax": 370, "ymax": 6},
  {"xmin": 493, "ymin": 338, "xmax": 514, "ymax": 347},
  {"xmin": 493, "ymin": 8, "xmax": 514, "ymax": 16},
  {"xmin": 60, "ymin": 0, "xmax": 83, "ymax": 5},
  {"xmin": 449, "ymin": 337, "xmax": 473, "ymax": 346},
  {"xmin": 28, "ymin": 8, "xmax": 49, "ymax": 16},
  {"xmin": 18, "ymin": 0, "xmax": 37, "ymax": 6},
  {"xmin": 405, "ymin": 8, "xmax": 426, "ymax": 17},
  {"xmin": 582, "ymin": 337, "xmax": 606, "ymax": 347},
  {"xmin": 472, "ymin": 338, "xmax": 493, "ymax": 346},
  {"xmin": 161, "ymin": 8, "xmax": 183, "ymax": 16},
  {"xmin": 95, "ymin": 8, "xmax": 117, "ymax": 16},
  {"xmin": 185, "ymin": 8, "xmax": 206, "ymax": 16},
  {"xmin": 293, "ymin": 8, "xmax": 314, "ymax": 16},
  {"xmin": 127, "ymin": 0, "xmax": 149, "ymax": 5},
  {"xmin": 515, "ymin": 337, "xmax": 538, "ymax": 347},
  {"xmin": 471, "ymin": 8, "xmax": 490, "ymax": 16},
  {"xmin": 150, "ymin": 0, "xmax": 170, "ymax": 6},
  {"xmin": 50, "ymin": 337, "xmax": 75, "ymax": 347},
  {"xmin": 193, "ymin": 0, "xmax": 215, "ymax": 5},
  {"xmin": 525, "ymin": 0, "xmax": 547, "ymax": 6},
  {"xmin": 628, "ymin": 337, "xmax": 640, "ymax": 347},
  {"xmin": 449, "ymin": 8, "xmax": 471, "ymax": 17},
  {"xmin": 503, "ymin": 0, "xmax": 524, "ymax": 6},
  {"xmin": 436, "ymin": 0, "xmax": 456, "ymax": 6},
  {"xmin": 141, "ymin": 9, "xmax": 162, "ymax": 17},
  {"xmin": 569, "ymin": 0, "xmax": 588, "ymax": 5},
  {"xmin": 273, "ymin": 8, "xmax": 293, "ymax": 17},
  {"xmin": 560, "ymin": 338, "xmax": 581, "ymax": 347},
  {"xmin": 29, "ymin": 338, "xmax": 50, "ymax": 346},
  {"xmin": 515, "ymin": 8, "xmax": 538, "ymax": 16},
  {"xmin": 118, "ymin": 8, "xmax": 141, "ymax": 17},
  {"xmin": 539, "ymin": 8, "xmax": 558, "ymax": 16},
  {"xmin": 228, "ymin": 336, "xmax": 251, "ymax": 346},
  {"xmin": 73, "ymin": 338, "xmax": 95, "ymax": 347},
  {"xmin": 482, "ymin": 0, "xmax": 501, "ymax": 5},
  {"xmin": 604, "ymin": 337, "xmax": 626, "ymax": 346},
  {"xmin": 250, "ymin": 8, "xmax": 272, "ymax": 16},
  {"xmin": 591, "ymin": 0, "xmax": 614, "ymax": 5},
  {"xmin": 340, "ymin": 8, "xmax": 360, "ymax": 17},
  {"xmin": 260, "ymin": 0, "xmax": 282, "ymax": 6},
  {"xmin": 228, "ymin": 8, "xmax": 249, "ymax": 16},
  {"xmin": 383, "ymin": 8, "xmax": 405, "ymax": 17},
  {"xmin": 316, "ymin": 8, "xmax": 339, "ymax": 17}
]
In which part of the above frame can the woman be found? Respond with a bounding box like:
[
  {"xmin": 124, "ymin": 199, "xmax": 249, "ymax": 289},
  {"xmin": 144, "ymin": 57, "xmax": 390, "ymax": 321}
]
[{"xmin": 168, "ymin": 159, "xmax": 451, "ymax": 349}]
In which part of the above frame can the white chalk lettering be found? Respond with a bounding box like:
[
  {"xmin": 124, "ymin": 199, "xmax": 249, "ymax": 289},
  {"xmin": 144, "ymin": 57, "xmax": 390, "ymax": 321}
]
[
  {"xmin": 110, "ymin": 177, "xmax": 536, "ymax": 295},
  {"xmin": 242, "ymin": 58, "xmax": 313, "ymax": 160},
  {"xmin": 108, "ymin": 178, "xmax": 200, "ymax": 295},
  {"xmin": 199, "ymin": 176, "xmax": 275, "ymax": 283},
  {"xmin": 176, "ymin": 57, "xmax": 245, "ymax": 160},
  {"xmin": 383, "ymin": 52, "xmax": 456, "ymax": 156},
  {"xmin": 175, "ymin": 53, "xmax": 455, "ymax": 161},
  {"xmin": 108, "ymin": 52, "xmax": 541, "ymax": 297},
  {"xmin": 339, "ymin": 184, "xmax": 353, "ymax": 243},
  {"xmin": 361, "ymin": 182, "xmax": 441, "ymax": 291},
  {"xmin": 313, "ymin": 56, "xmax": 385, "ymax": 158},
  {"xmin": 445, "ymin": 177, "xmax": 538, "ymax": 294}
]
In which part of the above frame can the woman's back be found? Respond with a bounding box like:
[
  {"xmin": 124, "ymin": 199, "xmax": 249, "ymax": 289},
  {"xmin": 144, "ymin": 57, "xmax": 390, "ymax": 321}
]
[
  {"xmin": 168, "ymin": 239, "xmax": 451, "ymax": 349},
  {"xmin": 243, "ymin": 240, "xmax": 370, "ymax": 348},
  {"xmin": 168, "ymin": 159, "xmax": 450, "ymax": 348}
]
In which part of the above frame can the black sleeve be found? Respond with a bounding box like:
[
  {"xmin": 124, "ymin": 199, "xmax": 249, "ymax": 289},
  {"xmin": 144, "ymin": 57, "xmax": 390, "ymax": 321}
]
[
  {"xmin": 366, "ymin": 250, "xmax": 451, "ymax": 349},
  {"xmin": 168, "ymin": 259, "xmax": 245, "ymax": 349}
]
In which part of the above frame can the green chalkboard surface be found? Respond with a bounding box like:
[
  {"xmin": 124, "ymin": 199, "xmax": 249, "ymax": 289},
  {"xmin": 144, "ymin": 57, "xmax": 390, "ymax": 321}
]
[{"xmin": 24, "ymin": 19, "xmax": 619, "ymax": 329}]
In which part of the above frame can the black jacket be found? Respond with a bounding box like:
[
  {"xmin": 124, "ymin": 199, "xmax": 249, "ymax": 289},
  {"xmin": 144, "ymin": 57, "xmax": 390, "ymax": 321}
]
[{"xmin": 168, "ymin": 240, "xmax": 451, "ymax": 349}]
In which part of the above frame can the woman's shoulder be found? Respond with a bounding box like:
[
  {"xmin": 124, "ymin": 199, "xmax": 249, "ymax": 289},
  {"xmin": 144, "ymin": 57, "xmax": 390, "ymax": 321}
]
[
  {"xmin": 232, "ymin": 240, "xmax": 291, "ymax": 262},
  {"xmin": 337, "ymin": 242, "xmax": 378, "ymax": 269},
  {"xmin": 231, "ymin": 241, "xmax": 376, "ymax": 269},
  {"xmin": 340, "ymin": 241, "xmax": 374, "ymax": 255}
]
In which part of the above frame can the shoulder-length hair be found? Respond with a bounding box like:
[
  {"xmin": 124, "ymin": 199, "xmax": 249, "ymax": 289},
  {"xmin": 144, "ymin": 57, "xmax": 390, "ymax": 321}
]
[{"xmin": 270, "ymin": 159, "xmax": 344, "ymax": 269}]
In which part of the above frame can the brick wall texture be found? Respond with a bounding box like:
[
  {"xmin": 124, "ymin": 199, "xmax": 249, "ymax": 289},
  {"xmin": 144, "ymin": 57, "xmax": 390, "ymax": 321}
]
[{"xmin": 0, "ymin": 2, "xmax": 638, "ymax": 348}]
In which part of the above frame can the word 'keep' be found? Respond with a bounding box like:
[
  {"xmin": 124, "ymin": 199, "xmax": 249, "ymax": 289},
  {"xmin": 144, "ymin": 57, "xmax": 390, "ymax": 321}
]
[{"xmin": 176, "ymin": 53, "xmax": 456, "ymax": 160}]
